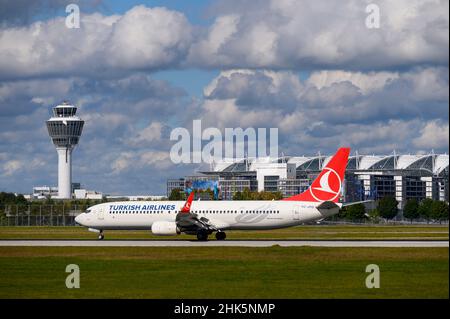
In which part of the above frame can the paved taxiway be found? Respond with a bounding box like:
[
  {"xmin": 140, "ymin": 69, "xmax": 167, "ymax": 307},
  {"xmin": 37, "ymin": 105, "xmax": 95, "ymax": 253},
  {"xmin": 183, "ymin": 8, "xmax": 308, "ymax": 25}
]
[{"xmin": 0, "ymin": 240, "xmax": 447, "ymax": 247}]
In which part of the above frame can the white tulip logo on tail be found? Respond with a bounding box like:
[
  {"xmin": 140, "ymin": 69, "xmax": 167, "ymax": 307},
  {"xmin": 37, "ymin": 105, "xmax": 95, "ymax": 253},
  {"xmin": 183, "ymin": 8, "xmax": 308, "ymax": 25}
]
[{"xmin": 310, "ymin": 167, "xmax": 342, "ymax": 202}]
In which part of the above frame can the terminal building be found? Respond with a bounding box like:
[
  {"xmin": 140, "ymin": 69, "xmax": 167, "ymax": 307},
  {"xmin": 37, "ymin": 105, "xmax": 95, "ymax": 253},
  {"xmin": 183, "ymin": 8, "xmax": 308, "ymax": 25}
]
[
  {"xmin": 167, "ymin": 152, "xmax": 449, "ymax": 208},
  {"xmin": 32, "ymin": 183, "xmax": 103, "ymax": 200}
]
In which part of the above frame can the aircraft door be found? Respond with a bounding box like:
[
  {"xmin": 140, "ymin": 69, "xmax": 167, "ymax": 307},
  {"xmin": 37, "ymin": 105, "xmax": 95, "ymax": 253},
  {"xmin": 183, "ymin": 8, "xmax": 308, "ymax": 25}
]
[
  {"xmin": 97, "ymin": 207, "xmax": 104, "ymax": 220},
  {"xmin": 293, "ymin": 205, "xmax": 300, "ymax": 220}
]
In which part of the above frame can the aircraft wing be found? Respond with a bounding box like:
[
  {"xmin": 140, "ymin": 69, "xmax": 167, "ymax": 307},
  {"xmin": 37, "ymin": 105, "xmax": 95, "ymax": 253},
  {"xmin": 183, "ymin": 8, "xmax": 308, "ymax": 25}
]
[
  {"xmin": 316, "ymin": 201, "xmax": 340, "ymax": 210},
  {"xmin": 342, "ymin": 200, "xmax": 374, "ymax": 207},
  {"xmin": 206, "ymin": 219, "xmax": 230, "ymax": 230},
  {"xmin": 317, "ymin": 200, "xmax": 374, "ymax": 209},
  {"xmin": 175, "ymin": 192, "xmax": 221, "ymax": 234}
]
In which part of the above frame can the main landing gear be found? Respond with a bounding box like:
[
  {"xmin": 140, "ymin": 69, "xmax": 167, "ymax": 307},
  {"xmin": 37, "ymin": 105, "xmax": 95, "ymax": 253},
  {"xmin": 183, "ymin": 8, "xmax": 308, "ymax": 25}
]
[
  {"xmin": 98, "ymin": 231, "xmax": 104, "ymax": 240},
  {"xmin": 215, "ymin": 231, "xmax": 226, "ymax": 241},
  {"xmin": 196, "ymin": 230, "xmax": 209, "ymax": 241},
  {"xmin": 196, "ymin": 230, "xmax": 227, "ymax": 241}
]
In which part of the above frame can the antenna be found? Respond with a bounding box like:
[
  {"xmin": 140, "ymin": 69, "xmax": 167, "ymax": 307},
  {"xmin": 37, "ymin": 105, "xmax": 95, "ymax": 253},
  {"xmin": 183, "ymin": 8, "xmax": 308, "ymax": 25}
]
[
  {"xmin": 431, "ymin": 149, "xmax": 435, "ymax": 174},
  {"xmin": 318, "ymin": 151, "xmax": 322, "ymax": 169},
  {"xmin": 355, "ymin": 150, "xmax": 360, "ymax": 169},
  {"xmin": 393, "ymin": 149, "xmax": 397, "ymax": 168}
]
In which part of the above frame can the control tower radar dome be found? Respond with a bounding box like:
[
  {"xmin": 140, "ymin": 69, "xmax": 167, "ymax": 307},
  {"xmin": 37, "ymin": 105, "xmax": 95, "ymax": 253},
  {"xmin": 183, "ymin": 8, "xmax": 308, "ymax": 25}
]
[{"xmin": 46, "ymin": 101, "xmax": 84, "ymax": 199}]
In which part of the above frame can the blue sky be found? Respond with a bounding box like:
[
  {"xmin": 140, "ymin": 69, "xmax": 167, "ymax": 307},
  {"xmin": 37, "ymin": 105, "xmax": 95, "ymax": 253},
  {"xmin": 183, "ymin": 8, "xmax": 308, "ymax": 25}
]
[{"xmin": 0, "ymin": 0, "xmax": 448, "ymax": 195}]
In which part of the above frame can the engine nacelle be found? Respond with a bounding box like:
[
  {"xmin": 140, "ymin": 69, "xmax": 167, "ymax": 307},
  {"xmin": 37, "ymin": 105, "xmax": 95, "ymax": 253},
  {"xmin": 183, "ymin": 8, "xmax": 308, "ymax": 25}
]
[{"xmin": 151, "ymin": 221, "xmax": 180, "ymax": 236}]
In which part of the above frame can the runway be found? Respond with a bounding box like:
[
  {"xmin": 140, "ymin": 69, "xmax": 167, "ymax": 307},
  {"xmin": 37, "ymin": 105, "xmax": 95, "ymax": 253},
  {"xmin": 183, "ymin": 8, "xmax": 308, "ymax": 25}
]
[{"xmin": 0, "ymin": 240, "xmax": 448, "ymax": 247}]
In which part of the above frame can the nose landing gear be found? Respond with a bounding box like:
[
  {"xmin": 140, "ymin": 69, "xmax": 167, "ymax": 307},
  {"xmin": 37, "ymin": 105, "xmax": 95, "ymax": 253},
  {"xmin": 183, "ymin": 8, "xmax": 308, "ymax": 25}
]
[
  {"xmin": 215, "ymin": 231, "xmax": 226, "ymax": 241},
  {"xmin": 98, "ymin": 231, "xmax": 104, "ymax": 240}
]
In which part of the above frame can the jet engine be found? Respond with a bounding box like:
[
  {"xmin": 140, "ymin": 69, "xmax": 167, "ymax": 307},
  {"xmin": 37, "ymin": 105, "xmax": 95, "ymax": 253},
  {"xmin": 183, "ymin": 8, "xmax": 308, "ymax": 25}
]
[{"xmin": 151, "ymin": 221, "xmax": 180, "ymax": 236}]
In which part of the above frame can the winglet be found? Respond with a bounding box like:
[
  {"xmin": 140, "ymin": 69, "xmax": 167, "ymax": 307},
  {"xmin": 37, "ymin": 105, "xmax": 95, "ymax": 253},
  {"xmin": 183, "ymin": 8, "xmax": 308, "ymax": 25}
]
[{"xmin": 180, "ymin": 191, "xmax": 195, "ymax": 213}]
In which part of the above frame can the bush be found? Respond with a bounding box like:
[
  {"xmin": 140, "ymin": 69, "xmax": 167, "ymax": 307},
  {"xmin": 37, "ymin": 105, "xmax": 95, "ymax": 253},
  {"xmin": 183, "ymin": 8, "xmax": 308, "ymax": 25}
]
[{"xmin": 367, "ymin": 209, "xmax": 381, "ymax": 223}]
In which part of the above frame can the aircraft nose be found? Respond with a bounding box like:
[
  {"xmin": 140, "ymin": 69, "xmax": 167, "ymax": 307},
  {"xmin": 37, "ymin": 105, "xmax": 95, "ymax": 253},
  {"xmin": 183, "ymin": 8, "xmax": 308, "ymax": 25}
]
[{"xmin": 75, "ymin": 213, "xmax": 84, "ymax": 225}]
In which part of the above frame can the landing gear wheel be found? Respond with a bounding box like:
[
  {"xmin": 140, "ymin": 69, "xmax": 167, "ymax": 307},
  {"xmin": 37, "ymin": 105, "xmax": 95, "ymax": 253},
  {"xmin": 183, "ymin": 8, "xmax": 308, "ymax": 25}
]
[
  {"xmin": 196, "ymin": 231, "xmax": 208, "ymax": 241},
  {"xmin": 98, "ymin": 232, "xmax": 104, "ymax": 240},
  {"xmin": 215, "ymin": 231, "xmax": 226, "ymax": 240}
]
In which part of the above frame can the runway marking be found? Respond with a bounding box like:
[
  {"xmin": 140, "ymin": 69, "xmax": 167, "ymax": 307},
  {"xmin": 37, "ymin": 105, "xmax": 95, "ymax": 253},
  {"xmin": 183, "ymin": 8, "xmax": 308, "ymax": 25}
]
[{"xmin": 0, "ymin": 240, "xmax": 447, "ymax": 247}]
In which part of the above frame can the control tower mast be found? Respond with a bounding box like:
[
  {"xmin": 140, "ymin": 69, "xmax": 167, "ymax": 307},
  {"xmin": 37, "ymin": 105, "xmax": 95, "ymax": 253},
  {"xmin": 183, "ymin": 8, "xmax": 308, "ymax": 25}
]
[{"xmin": 46, "ymin": 102, "xmax": 84, "ymax": 199}]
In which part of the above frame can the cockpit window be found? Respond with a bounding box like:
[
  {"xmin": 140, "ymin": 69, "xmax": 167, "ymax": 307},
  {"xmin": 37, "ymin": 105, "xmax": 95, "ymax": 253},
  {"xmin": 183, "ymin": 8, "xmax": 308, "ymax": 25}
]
[{"xmin": 86, "ymin": 209, "xmax": 92, "ymax": 214}]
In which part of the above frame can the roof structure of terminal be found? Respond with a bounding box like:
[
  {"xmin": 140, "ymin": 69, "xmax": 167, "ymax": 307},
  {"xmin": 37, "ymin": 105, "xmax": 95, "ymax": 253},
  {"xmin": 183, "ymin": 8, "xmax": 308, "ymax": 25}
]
[{"xmin": 208, "ymin": 153, "xmax": 449, "ymax": 176}]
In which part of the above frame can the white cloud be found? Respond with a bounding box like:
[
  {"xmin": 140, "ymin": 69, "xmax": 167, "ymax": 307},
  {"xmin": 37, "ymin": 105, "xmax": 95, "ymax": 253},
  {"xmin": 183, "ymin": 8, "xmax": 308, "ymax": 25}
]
[
  {"xmin": 0, "ymin": 6, "xmax": 192, "ymax": 80},
  {"xmin": 106, "ymin": 6, "xmax": 191, "ymax": 69},
  {"xmin": 111, "ymin": 152, "xmax": 133, "ymax": 174},
  {"xmin": 192, "ymin": 0, "xmax": 448, "ymax": 70},
  {"xmin": 306, "ymin": 71, "xmax": 399, "ymax": 94},
  {"xmin": 133, "ymin": 122, "xmax": 164, "ymax": 145},
  {"xmin": 203, "ymin": 67, "xmax": 448, "ymax": 125},
  {"xmin": 2, "ymin": 160, "xmax": 23, "ymax": 176},
  {"xmin": 111, "ymin": 150, "xmax": 171, "ymax": 174},
  {"xmin": 413, "ymin": 121, "xmax": 449, "ymax": 149},
  {"xmin": 188, "ymin": 14, "xmax": 240, "ymax": 67},
  {"xmin": 198, "ymin": 67, "xmax": 449, "ymax": 155},
  {"xmin": 0, "ymin": 1, "xmax": 448, "ymax": 79},
  {"xmin": 139, "ymin": 151, "xmax": 171, "ymax": 169}
]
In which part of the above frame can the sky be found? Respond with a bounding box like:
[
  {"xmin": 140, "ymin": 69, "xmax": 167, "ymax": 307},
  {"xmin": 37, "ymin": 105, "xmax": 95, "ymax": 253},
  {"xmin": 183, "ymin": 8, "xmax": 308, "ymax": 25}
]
[{"xmin": 0, "ymin": 0, "xmax": 448, "ymax": 195}]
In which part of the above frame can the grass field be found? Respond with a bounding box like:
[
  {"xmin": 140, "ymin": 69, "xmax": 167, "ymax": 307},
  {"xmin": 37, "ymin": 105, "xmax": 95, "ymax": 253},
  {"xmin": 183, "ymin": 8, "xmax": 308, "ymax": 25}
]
[
  {"xmin": 0, "ymin": 246, "xmax": 447, "ymax": 298},
  {"xmin": 1, "ymin": 226, "xmax": 447, "ymax": 298},
  {"xmin": 0, "ymin": 225, "xmax": 448, "ymax": 240}
]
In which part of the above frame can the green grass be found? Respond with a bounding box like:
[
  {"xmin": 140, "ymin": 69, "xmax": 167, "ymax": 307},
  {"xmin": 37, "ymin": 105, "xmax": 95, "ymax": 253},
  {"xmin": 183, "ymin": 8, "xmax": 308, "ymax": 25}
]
[
  {"xmin": 0, "ymin": 246, "xmax": 447, "ymax": 298},
  {"xmin": 0, "ymin": 225, "xmax": 448, "ymax": 240}
]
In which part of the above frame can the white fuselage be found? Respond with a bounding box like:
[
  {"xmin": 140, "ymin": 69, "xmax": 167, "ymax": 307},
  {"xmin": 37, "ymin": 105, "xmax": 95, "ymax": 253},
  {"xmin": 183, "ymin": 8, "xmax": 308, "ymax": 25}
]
[{"xmin": 75, "ymin": 200, "xmax": 341, "ymax": 231}]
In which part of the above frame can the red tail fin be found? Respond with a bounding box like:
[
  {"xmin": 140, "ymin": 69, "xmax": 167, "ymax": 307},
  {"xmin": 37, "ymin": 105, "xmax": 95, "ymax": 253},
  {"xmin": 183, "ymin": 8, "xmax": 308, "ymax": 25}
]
[
  {"xmin": 180, "ymin": 191, "xmax": 195, "ymax": 213},
  {"xmin": 283, "ymin": 147, "xmax": 350, "ymax": 203}
]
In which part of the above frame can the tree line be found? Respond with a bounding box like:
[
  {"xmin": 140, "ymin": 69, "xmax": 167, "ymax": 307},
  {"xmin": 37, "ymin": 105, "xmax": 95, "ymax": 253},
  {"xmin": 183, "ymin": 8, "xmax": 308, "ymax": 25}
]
[
  {"xmin": 7, "ymin": 189, "xmax": 444, "ymax": 223},
  {"xmin": 0, "ymin": 192, "xmax": 106, "ymax": 206},
  {"xmin": 339, "ymin": 196, "xmax": 448, "ymax": 223},
  {"xmin": 170, "ymin": 189, "xmax": 448, "ymax": 223},
  {"xmin": 169, "ymin": 188, "xmax": 283, "ymax": 201}
]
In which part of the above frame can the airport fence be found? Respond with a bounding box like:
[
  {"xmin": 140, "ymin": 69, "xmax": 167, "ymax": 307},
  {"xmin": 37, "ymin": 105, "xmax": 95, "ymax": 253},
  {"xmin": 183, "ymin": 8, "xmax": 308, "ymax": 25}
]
[
  {"xmin": 0, "ymin": 204, "xmax": 88, "ymax": 226},
  {"xmin": 0, "ymin": 204, "xmax": 447, "ymax": 227}
]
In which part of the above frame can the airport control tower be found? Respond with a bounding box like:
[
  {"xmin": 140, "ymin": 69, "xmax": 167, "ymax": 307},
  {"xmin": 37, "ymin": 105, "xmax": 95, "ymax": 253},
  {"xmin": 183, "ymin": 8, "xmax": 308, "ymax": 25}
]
[{"xmin": 46, "ymin": 102, "xmax": 84, "ymax": 199}]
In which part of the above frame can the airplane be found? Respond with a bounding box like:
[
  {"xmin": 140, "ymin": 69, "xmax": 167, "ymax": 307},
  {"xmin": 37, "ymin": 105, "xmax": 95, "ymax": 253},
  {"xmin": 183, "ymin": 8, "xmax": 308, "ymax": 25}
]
[{"xmin": 75, "ymin": 147, "xmax": 360, "ymax": 241}]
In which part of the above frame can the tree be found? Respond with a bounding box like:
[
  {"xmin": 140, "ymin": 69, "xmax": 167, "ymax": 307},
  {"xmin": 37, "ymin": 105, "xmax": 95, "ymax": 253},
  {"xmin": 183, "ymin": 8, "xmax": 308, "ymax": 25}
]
[
  {"xmin": 234, "ymin": 189, "xmax": 282, "ymax": 200},
  {"xmin": 0, "ymin": 192, "xmax": 16, "ymax": 204},
  {"xmin": 0, "ymin": 192, "xmax": 28, "ymax": 205},
  {"xmin": 233, "ymin": 191, "xmax": 243, "ymax": 200},
  {"xmin": 342, "ymin": 203, "xmax": 366, "ymax": 221},
  {"xmin": 430, "ymin": 201, "xmax": 449, "ymax": 224},
  {"xmin": 418, "ymin": 198, "xmax": 434, "ymax": 222},
  {"xmin": 403, "ymin": 199, "xmax": 419, "ymax": 223},
  {"xmin": 15, "ymin": 194, "xmax": 28, "ymax": 205},
  {"xmin": 241, "ymin": 188, "xmax": 252, "ymax": 200},
  {"xmin": 377, "ymin": 196, "xmax": 398, "ymax": 220},
  {"xmin": 169, "ymin": 188, "xmax": 184, "ymax": 200}
]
